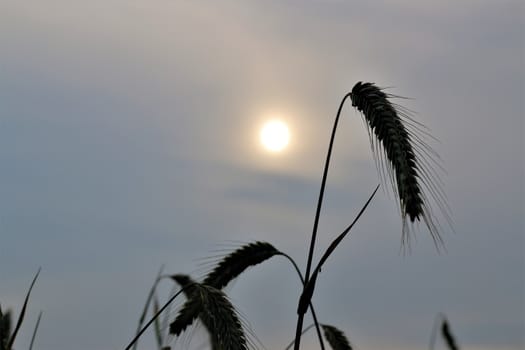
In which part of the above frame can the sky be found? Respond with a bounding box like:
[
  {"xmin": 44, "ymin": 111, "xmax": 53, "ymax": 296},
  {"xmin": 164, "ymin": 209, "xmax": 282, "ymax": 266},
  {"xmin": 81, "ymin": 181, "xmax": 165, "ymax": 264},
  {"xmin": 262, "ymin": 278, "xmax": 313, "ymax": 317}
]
[{"xmin": 0, "ymin": 1, "xmax": 523, "ymax": 350}]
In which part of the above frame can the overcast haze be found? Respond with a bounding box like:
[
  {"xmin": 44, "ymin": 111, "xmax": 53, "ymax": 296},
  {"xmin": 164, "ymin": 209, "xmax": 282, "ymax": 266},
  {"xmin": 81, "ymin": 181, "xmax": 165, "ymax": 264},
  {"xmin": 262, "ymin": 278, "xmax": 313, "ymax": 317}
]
[{"xmin": 1, "ymin": 1, "xmax": 523, "ymax": 350}]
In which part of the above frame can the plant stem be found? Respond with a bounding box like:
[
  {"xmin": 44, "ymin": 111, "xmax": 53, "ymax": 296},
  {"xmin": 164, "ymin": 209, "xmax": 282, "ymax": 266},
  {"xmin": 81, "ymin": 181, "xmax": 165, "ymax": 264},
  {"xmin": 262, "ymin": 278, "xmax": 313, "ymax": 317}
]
[
  {"xmin": 294, "ymin": 93, "xmax": 352, "ymax": 350},
  {"xmin": 124, "ymin": 284, "xmax": 193, "ymax": 350},
  {"xmin": 8, "ymin": 267, "xmax": 40, "ymax": 349},
  {"xmin": 308, "ymin": 185, "xmax": 379, "ymax": 282},
  {"xmin": 132, "ymin": 265, "xmax": 165, "ymax": 350},
  {"xmin": 28, "ymin": 311, "xmax": 42, "ymax": 350},
  {"xmin": 280, "ymin": 253, "xmax": 325, "ymax": 350},
  {"xmin": 285, "ymin": 324, "xmax": 316, "ymax": 350}
]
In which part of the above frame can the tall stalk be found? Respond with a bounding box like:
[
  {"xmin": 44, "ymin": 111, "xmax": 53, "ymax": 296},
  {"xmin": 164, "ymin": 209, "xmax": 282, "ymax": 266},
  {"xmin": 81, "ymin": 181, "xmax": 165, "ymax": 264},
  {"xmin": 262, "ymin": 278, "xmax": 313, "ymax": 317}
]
[
  {"xmin": 294, "ymin": 92, "xmax": 352, "ymax": 350},
  {"xmin": 294, "ymin": 81, "xmax": 446, "ymax": 348}
]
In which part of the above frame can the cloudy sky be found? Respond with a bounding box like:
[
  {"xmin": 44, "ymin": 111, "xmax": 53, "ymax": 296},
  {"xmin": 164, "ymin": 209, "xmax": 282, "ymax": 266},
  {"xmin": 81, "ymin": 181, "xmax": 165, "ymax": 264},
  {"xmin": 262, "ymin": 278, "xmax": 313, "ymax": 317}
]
[{"xmin": 0, "ymin": 1, "xmax": 523, "ymax": 350}]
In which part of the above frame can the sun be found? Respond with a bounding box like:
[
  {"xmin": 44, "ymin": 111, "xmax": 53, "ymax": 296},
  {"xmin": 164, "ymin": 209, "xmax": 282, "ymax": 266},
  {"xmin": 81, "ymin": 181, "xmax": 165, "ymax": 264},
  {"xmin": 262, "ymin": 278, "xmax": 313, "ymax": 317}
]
[{"xmin": 260, "ymin": 120, "xmax": 290, "ymax": 152}]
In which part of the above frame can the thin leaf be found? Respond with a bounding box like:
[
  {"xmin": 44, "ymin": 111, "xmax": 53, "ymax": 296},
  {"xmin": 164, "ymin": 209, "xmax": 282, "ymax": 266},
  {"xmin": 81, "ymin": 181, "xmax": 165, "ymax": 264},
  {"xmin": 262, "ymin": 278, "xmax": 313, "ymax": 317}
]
[
  {"xmin": 153, "ymin": 294, "xmax": 163, "ymax": 349},
  {"xmin": 7, "ymin": 267, "xmax": 40, "ymax": 349},
  {"xmin": 442, "ymin": 318, "xmax": 459, "ymax": 350},
  {"xmin": 132, "ymin": 265, "xmax": 164, "ymax": 350},
  {"xmin": 298, "ymin": 186, "xmax": 379, "ymax": 315},
  {"xmin": 125, "ymin": 283, "xmax": 194, "ymax": 350},
  {"xmin": 28, "ymin": 311, "xmax": 42, "ymax": 350}
]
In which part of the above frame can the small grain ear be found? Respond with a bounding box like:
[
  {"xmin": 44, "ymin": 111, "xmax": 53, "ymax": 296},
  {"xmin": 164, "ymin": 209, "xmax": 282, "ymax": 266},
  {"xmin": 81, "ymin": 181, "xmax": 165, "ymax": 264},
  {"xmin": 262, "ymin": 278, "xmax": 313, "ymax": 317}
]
[
  {"xmin": 169, "ymin": 284, "xmax": 248, "ymax": 350},
  {"xmin": 322, "ymin": 324, "xmax": 353, "ymax": 350},
  {"xmin": 203, "ymin": 241, "xmax": 282, "ymax": 289},
  {"xmin": 169, "ymin": 242, "xmax": 282, "ymax": 335},
  {"xmin": 350, "ymin": 82, "xmax": 449, "ymax": 249}
]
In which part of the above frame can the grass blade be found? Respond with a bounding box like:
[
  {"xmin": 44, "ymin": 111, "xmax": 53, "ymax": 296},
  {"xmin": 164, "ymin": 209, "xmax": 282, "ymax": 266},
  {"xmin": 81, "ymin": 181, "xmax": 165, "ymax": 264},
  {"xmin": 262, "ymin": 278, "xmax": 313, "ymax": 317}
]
[
  {"xmin": 132, "ymin": 265, "xmax": 164, "ymax": 350},
  {"xmin": 28, "ymin": 311, "xmax": 42, "ymax": 350},
  {"xmin": 298, "ymin": 185, "xmax": 379, "ymax": 315},
  {"xmin": 441, "ymin": 318, "xmax": 459, "ymax": 350},
  {"xmin": 125, "ymin": 284, "xmax": 193, "ymax": 350},
  {"xmin": 429, "ymin": 313, "xmax": 460, "ymax": 350},
  {"xmin": 152, "ymin": 294, "xmax": 163, "ymax": 349},
  {"xmin": 7, "ymin": 268, "xmax": 40, "ymax": 349}
]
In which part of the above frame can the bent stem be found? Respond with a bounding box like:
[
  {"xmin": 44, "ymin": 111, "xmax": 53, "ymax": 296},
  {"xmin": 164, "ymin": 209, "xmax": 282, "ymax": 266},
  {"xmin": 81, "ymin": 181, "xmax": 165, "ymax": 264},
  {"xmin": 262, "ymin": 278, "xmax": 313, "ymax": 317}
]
[
  {"xmin": 28, "ymin": 311, "xmax": 42, "ymax": 350},
  {"xmin": 294, "ymin": 92, "xmax": 352, "ymax": 350},
  {"xmin": 132, "ymin": 265, "xmax": 165, "ymax": 350},
  {"xmin": 280, "ymin": 253, "xmax": 325, "ymax": 350}
]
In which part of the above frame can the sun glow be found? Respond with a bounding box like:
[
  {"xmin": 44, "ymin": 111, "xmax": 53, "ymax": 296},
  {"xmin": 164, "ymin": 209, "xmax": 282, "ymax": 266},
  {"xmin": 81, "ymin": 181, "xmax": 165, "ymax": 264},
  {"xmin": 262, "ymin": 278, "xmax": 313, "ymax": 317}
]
[{"xmin": 260, "ymin": 120, "xmax": 290, "ymax": 152}]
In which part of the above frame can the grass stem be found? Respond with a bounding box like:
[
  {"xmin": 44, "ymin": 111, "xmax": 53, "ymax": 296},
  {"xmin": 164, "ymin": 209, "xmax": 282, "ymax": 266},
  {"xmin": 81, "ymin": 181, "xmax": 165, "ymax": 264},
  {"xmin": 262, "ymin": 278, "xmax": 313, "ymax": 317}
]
[
  {"xmin": 294, "ymin": 93, "xmax": 352, "ymax": 350},
  {"xmin": 124, "ymin": 284, "xmax": 193, "ymax": 350}
]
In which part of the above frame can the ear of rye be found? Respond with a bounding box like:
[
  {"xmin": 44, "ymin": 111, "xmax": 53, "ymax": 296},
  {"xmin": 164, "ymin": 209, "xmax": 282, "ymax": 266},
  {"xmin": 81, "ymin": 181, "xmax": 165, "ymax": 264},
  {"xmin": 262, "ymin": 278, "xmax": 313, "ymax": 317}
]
[
  {"xmin": 350, "ymin": 81, "xmax": 446, "ymax": 247},
  {"xmin": 170, "ymin": 284, "xmax": 248, "ymax": 350},
  {"xmin": 171, "ymin": 274, "xmax": 218, "ymax": 345},
  {"xmin": 169, "ymin": 287, "xmax": 203, "ymax": 336},
  {"xmin": 203, "ymin": 241, "xmax": 282, "ymax": 289},
  {"xmin": 170, "ymin": 242, "xmax": 280, "ymax": 337},
  {"xmin": 171, "ymin": 274, "xmax": 197, "ymax": 298},
  {"xmin": 198, "ymin": 285, "xmax": 248, "ymax": 350},
  {"xmin": 322, "ymin": 324, "xmax": 353, "ymax": 350}
]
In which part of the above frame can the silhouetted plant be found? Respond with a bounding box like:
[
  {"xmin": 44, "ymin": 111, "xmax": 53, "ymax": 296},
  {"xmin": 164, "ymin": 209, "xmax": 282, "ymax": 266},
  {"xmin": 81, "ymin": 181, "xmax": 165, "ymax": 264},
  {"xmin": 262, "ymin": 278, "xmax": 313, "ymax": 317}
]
[
  {"xmin": 441, "ymin": 319, "xmax": 459, "ymax": 350},
  {"xmin": 0, "ymin": 307, "xmax": 11, "ymax": 350},
  {"xmin": 350, "ymin": 82, "xmax": 446, "ymax": 245},
  {"xmin": 126, "ymin": 81, "xmax": 449, "ymax": 350},
  {"xmin": 172, "ymin": 283, "xmax": 249, "ymax": 350},
  {"xmin": 430, "ymin": 313, "xmax": 460, "ymax": 350},
  {"xmin": 203, "ymin": 241, "xmax": 282, "ymax": 289},
  {"xmin": 0, "ymin": 269, "xmax": 41, "ymax": 350},
  {"xmin": 322, "ymin": 324, "xmax": 353, "ymax": 350}
]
